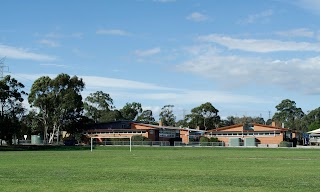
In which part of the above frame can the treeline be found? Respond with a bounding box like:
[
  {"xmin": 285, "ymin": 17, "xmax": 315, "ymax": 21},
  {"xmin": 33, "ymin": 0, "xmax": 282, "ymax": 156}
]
[{"xmin": 0, "ymin": 73, "xmax": 319, "ymax": 144}]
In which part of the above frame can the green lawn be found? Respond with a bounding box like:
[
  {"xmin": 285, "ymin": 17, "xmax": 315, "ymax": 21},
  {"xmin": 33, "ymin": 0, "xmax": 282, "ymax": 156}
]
[{"xmin": 1, "ymin": 147, "xmax": 320, "ymax": 192}]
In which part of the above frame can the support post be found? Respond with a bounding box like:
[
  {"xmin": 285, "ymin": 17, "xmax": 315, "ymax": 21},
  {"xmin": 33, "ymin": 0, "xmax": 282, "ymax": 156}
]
[{"xmin": 91, "ymin": 137, "xmax": 93, "ymax": 152}]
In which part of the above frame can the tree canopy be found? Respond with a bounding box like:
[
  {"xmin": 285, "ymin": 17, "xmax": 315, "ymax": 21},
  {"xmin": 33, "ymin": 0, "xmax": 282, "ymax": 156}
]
[
  {"xmin": 186, "ymin": 102, "xmax": 220, "ymax": 130},
  {"xmin": 120, "ymin": 102, "xmax": 142, "ymax": 121},
  {"xmin": 136, "ymin": 109, "xmax": 155, "ymax": 123},
  {"xmin": 0, "ymin": 75, "xmax": 27, "ymax": 144},
  {"xmin": 272, "ymin": 99, "xmax": 304, "ymax": 130},
  {"xmin": 28, "ymin": 73, "xmax": 85, "ymax": 144},
  {"xmin": 84, "ymin": 91, "xmax": 114, "ymax": 123},
  {"xmin": 159, "ymin": 105, "xmax": 176, "ymax": 126}
]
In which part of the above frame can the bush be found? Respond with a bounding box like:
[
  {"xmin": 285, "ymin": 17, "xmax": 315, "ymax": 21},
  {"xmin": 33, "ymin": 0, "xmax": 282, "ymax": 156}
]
[
  {"xmin": 200, "ymin": 137, "xmax": 209, "ymax": 146},
  {"xmin": 209, "ymin": 137, "xmax": 219, "ymax": 142},
  {"xmin": 131, "ymin": 135, "xmax": 148, "ymax": 141},
  {"xmin": 280, "ymin": 141, "xmax": 292, "ymax": 147}
]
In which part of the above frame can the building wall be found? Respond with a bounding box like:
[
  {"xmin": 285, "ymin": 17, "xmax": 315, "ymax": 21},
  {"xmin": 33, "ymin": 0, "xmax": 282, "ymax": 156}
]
[
  {"xmin": 211, "ymin": 134, "xmax": 284, "ymax": 144},
  {"xmin": 180, "ymin": 130, "xmax": 189, "ymax": 144},
  {"xmin": 86, "ymin": 133, "xmax": 148, "ymax": 138}
]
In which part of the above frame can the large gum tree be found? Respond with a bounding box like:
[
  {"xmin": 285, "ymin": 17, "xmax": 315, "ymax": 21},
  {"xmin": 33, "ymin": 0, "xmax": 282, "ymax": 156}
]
[{"xmin": 28, "ymin": 74, "xmax": 85, "ymax": 144}]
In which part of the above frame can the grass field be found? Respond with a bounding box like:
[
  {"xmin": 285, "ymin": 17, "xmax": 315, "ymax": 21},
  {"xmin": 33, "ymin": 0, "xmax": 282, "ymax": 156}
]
[{"xmin": 1, "ymin": 147, "xmax": 320, "ymax": 192}]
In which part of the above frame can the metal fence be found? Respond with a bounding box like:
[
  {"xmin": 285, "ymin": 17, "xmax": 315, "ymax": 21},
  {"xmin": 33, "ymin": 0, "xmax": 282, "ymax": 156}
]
[
  {"xmin": 174, "ymin": 142, "xmax": 294, "ymax": 148},
  {"xmin": 97, "ymin": 141, "xmax": 171, "ymax": 146},
  {"xmin": 174, "ymin": 142, "xmax": 225, "ymax": 147},
  {"xmin": 7, "ymin": 139, "xmax": 293, "ymax": 148}
]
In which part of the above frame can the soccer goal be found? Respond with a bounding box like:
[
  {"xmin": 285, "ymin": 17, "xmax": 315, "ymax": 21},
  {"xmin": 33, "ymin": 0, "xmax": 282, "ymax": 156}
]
[{"xmin": 90, "ymin": 136, "xmax": 132, "ymax": 152}]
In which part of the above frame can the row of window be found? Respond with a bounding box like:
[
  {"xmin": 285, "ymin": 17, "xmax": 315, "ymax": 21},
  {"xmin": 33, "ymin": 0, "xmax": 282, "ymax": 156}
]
[
  {"xmin": 84, "ymin": 131, "xmax": 146, "ymax": 134},
  {"xmin": 159, "ymin": 133, "xmax": 176, "ymax": 138},
  {"xmin": 208, "ymin": 132, "xmax": 281, "ymax": 136}
]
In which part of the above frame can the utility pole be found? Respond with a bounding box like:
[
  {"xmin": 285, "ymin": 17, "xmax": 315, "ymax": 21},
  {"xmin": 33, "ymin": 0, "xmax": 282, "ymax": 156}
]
[
  {"xmin": 0, "ymin": 57, "xmax": 9, "ymax": 79},
  {"xmin": 268, "ymin": 111, "xmax": 271, "ymax": 120}
]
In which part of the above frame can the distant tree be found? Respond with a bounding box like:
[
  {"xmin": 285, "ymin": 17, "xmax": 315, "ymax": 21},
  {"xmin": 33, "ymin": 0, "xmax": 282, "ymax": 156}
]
[
  {"xmin": 175, "ymin": 118, "xmax": 188, "ymax": 128},
  {"xmin": 100, "ymin": 109, "xmax": 123, "ymax": 122},
  {"xmin": 136, "ymin": 109, "xmax": 155, "ymax": 123},
  {"xmin": 120, "ymin": 102, "xmax": 142, "ymax": 121},
  {"xmin": 265, "ymin": 119, "xmax": 272, "ymax": 126},
  {"xmin": 220, "ymin": 116, "xmax": 236, "ymax": 127},
  {"xmin": 272, "ymin": 99, "xmax": 305, "ymax": 130},
  {"xmin": 21, "ymin": 110, "xmax": 42, "ymax": 135},
  {"xmin": 303, "ymin": 107, "xmax": 320, "ymax": 132},
  {"xmin": 84, "ymin": 91, "xmax": 114, "ymax": 123},
  {"xmin": 28, "ymin": 74, "xmax": 85, "ymax": 144},
  {"xmin": 188, "ymin": 102, "xmax": 220, "ymax": 130},
  {"xmin": 0, "ymin": 75, "xmax": 27, "ymax": 145},
  {"xmin": 63, "ymin": 115, "xmax": 93, "ymax": 135},
  {"xmin": 159, "ymin": 105, "xmax": 176, "ymax": 126}
]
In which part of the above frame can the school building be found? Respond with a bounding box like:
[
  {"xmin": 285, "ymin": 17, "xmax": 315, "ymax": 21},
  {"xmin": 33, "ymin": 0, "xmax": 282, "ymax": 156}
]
[
  {"xmin": 205, "ymin": 122, "xmax": 300, "ymax": 145},
  {"xmin": 82, "ymin": 120, "xmax": 205, "ymax": 145}
]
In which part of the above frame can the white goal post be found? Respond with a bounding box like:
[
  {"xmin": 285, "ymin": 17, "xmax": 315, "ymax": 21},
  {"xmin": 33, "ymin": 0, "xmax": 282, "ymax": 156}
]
[{"xmin": 90, "ymin": 136, "xmax": 132, "ymax": 152}]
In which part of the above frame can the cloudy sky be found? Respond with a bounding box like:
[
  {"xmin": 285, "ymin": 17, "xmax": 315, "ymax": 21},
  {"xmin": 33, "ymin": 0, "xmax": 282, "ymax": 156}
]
[{"xmin": 1, "ymin": 0, "xmax": 320, "ymax": 120}]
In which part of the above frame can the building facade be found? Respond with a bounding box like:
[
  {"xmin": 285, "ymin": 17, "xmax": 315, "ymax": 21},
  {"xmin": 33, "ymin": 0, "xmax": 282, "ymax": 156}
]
[{"xmin": 205, "ymin": 123, "xmax": 294, "ymax": 145}]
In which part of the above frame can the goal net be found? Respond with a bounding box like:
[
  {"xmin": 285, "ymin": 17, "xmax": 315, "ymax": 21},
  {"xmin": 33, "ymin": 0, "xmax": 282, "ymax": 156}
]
[{"xmin": 90, "ymin": 136, "xmax": 132, "ymax": 152}]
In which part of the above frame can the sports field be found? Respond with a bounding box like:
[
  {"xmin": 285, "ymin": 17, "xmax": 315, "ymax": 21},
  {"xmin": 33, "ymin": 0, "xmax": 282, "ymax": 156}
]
[{"xmin": 1, "ymin": 147, "xmax": 320, "ymax": 192}]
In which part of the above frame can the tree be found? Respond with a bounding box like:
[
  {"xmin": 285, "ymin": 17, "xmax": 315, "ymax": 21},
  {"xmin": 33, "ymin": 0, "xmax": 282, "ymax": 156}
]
[
  {"xmin": 159, "ymin": 105, "xmax": 176, "ymax": 126},
  {"xmin": 187, "ymin": 102, "xmax": 220, "ymax": 130},
  {"xmin": 28, "ymin": 73, "xmax": 85, "ymax": 144},
  {"xmin": 265, "ymin": 119, "xmax": 272, "ymax": 126},
  {"xmin": 100, "ymin": 109, "xmax": 123, "ymax": 122},
  {"xmin": 272, "ymin": 99, "xmax": 305, "ymax": 130},
  {"xmin": 136, "ymin": 109, "xmax": 155, "ymax": 123},
  {"xmin": 303, "ymin": 107, "xmax": 320, "ymax": 132},
  {"xmin": 0, "ymin": 75, "xmax": 27, "ymax": 145},
  {"xmin": 84, "ymin": 91, "xmax": 114, "ymax": 123},
  {"xmin": 120, "ymin": 102, "xmax": 142, "ymax": 121},
  {"xmin": 21, "ymin": 110, "xmax": 42, "ymax": 135}
]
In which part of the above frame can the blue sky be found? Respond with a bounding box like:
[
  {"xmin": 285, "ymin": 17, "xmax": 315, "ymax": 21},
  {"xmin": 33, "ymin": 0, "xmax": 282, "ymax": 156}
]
[{"xmin": 1, "ymin": 0, "xmax": 320, "ymax": 120}]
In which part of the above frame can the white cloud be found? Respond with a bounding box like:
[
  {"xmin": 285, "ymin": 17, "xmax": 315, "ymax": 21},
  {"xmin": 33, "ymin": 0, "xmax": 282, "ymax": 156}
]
[
  {"xmin": 45, "ymin": 32, "xmax": 64, "ymax": 39},
  {"xmin": 38, "ymin": 39, "xmax": 60, "ymax": 47},
  {"xmin": 71, "ymin": 32, "xmax": 84, "ymax": 39},
  {"xmin": 0, "ymin": 44, "xmax": 56, "ymax": 61},
  {"xmin": 176, "ymin": 45, "xmax": 320, "ymax": 94},
  {"xmin": 294, "ymin": 0, "xmax": 320, "ymax": 13},
  {"xmin": 186, "ymin": 12, "xmax": 208, "ymax": 22},
  {"xmin": 81, "ymin": 75, "xmax": 175, "ymax": 91},
  {"xmin": 198, "ymin": 34, "xmax": 320, "ymax": 52},
  {"xmin": 135, "ymin": 47, "xmax": 161, "ymax": 56},
  {"xmin": 96, "ymin": 29, "xmax": 130, "ymax": 36},
  {"xmin": 40, "ymin": 63, "xmax": 69, "ymax": 68},
  {"xmin": 15, "ymin": 73, "xmax": 269, "ymax": 109},
  {"xmin": 137, "ymin": 90, "xmax": 269, "ymax": 105},
  {"xmin": 238, "ymin": 9, "xmax": 273, "ymax": 24},
  {"xmin": 275, "ymin": 28, "xmax": 315, "ymax": 38}
]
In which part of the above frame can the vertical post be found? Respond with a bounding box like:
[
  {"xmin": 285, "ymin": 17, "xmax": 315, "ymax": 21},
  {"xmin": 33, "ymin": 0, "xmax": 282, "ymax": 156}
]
[
  {"xmin": 91, "ymin": 137, "xmax": 93, "ymax": 152},
  {"xmin": 130, "ymin": 137, "xmax": 132, "ymax": 152}
]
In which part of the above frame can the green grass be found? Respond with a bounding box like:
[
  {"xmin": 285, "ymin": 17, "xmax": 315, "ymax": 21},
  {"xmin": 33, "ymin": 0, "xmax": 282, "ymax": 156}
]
[{"xmin": 1, "ymin": 147, "xmax": 320, "ymax": 192}]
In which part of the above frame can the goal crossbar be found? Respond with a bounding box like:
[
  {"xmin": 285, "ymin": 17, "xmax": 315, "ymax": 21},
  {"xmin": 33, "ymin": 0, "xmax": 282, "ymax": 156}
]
[{"xmin": 90, "ymin": 136, "xmax": 132, "ymax": 152}]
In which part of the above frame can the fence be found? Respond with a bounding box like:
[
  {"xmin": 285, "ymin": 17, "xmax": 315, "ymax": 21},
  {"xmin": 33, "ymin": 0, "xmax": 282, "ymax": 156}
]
[
  {"xmin": 7, "ymin": 139, "xmax": 294, "ymax": 148},
  {"xmin": 174, "ymin": 141, "xmax": 294, "ymax": 148},
  {"xmin": 97, "ymin": 140, "xmax": 171, "ymax": 147},
  {"xmin": 174, "ymin": 142, "xmax": 225, "ymax": 147}
]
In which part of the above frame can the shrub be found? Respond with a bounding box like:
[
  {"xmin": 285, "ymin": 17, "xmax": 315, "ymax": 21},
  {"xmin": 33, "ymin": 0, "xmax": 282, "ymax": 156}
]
[
  {"xmin": 280, "ymin": 141, "xmax": 292, "ymax": 147},
  {"xmin": 209, "ymin": 137, "xmax": 219, "ymax": 142},
  {"xmin": 131, "ymin": 135, "xmax": 148, "ymax": 141},
  {"xmin": 200, "ymin": 137, "xmax": 209, "ymax": 146}
]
